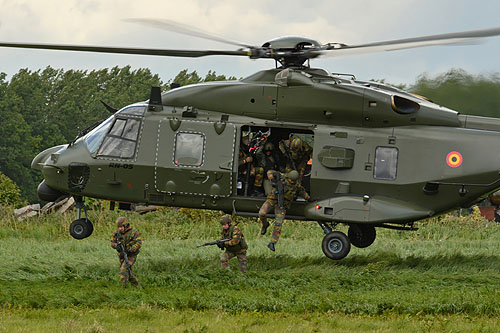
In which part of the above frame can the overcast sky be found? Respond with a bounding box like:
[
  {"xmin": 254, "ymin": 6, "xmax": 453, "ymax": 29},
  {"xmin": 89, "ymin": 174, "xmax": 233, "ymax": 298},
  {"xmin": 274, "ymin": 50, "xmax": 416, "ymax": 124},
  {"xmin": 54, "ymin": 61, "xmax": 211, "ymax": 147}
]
[{"xmin": 1, "ymin": 0, "xmax": 500, "ymax": 85}]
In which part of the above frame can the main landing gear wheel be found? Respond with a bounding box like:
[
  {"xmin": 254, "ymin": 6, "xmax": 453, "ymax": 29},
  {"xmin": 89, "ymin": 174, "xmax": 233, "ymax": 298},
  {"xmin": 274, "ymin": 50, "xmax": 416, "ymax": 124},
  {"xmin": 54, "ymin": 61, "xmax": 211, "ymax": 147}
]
[
  {"xmin": 69, "ymin": 218, "xmax": 93, "ymax": 239},
  {"xmin": 322, "ymin": 231, "xmax": 351, "ymax": 260},
  {"xmin": 348, "ymin": 224, "xmax": 376, "ymax": 248}
]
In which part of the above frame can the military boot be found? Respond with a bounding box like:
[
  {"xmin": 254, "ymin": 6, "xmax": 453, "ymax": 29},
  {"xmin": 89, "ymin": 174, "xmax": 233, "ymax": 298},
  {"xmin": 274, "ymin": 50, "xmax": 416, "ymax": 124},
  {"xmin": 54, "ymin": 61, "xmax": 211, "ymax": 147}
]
[
  {"xmin": 261, "ymin": 220, "xmax": 270, "ymax": 235},
  {"xmin": 267, "ymin": 242, "xmax": 276, "ymax": 252}
]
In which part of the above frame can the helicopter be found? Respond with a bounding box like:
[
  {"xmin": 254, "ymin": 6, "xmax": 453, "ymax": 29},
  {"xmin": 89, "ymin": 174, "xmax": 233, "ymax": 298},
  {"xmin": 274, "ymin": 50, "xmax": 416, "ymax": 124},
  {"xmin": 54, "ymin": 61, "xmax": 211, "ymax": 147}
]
[{"xmin": 3, "ymin": 19, "xmax": 500, "ymax": 260}]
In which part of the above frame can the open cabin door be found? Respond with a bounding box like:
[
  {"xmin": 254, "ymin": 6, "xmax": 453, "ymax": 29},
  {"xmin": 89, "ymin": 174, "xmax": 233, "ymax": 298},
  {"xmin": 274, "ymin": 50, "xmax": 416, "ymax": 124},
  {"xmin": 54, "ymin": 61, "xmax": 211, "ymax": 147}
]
[{"xmin": 154, "ymin": 119, "xmax": 236, "ymax": 198}]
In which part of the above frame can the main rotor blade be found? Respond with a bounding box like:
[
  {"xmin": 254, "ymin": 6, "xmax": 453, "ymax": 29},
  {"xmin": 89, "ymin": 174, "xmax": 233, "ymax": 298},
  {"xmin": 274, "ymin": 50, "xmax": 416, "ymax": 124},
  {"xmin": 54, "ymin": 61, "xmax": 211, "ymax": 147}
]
[
  {"xmin": 321, "ymin": 26, "xmax": 500, "ymax": 57},
  {"xmin": 125, "ymin": 18, "xmax": 256, "ymax": 49},
  {"xmin": 0, "ymin": 41, "xmax": 249, "ymax": 58}
]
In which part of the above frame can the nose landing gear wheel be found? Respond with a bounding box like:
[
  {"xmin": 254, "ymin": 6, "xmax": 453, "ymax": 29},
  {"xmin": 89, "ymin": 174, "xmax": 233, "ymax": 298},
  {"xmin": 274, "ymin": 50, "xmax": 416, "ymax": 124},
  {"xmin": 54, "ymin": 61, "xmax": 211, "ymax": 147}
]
[
  {"xmin": 321, "ymin": 231, "xmax": 351, "ymax": 260},
  {"xmin": 69, "ymin": 196, "xmax": 94, "ymax": 239},
  {"xmin": 69, "ymin": 218, "xmax": 94, "ymax": 239}
]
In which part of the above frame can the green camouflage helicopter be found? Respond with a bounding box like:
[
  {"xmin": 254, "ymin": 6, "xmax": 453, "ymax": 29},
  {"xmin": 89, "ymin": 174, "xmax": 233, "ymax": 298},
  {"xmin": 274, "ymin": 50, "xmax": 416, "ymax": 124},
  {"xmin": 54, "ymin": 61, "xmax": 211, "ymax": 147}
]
[{"xmin": 3, "ymin": 20, "xmax": 500, "ymax": 260}]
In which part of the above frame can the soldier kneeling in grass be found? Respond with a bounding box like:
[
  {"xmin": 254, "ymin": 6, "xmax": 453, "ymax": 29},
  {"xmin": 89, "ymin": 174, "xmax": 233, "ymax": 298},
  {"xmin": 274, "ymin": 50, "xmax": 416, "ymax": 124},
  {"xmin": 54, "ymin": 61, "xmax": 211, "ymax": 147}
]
[
  {"xmin": 219, "ymin": 215, "xmax": 248, "ymax": 273},
  {"xmin": 110, "ymin": 217, "xmax": 142, "ymax": 287}
]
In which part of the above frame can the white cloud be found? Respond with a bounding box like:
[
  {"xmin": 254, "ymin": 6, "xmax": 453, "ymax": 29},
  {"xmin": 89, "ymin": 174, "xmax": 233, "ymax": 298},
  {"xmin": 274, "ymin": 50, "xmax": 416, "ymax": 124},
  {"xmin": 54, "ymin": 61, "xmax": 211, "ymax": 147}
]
[{"xmin": 0, "ymin": 0, "xmax": 500, "ymax": 83}]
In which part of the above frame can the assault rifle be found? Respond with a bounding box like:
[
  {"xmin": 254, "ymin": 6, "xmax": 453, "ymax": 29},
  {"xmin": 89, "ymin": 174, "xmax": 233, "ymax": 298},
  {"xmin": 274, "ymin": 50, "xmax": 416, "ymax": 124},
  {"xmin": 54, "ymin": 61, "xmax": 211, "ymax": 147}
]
[
  {"xmin": 270, "ymin": 171, "xmax": 285, "ymax": 208},
  {"xmin": 197, "ymin": 238, "xmax": 232, "ymax": 249},
  {"xmin": 117, "ymin": 241, "xmax": 131, "ymax": 269},
  {"xmin": 115, "ymin": 236, "xmax": 144, "ymax": 288}
]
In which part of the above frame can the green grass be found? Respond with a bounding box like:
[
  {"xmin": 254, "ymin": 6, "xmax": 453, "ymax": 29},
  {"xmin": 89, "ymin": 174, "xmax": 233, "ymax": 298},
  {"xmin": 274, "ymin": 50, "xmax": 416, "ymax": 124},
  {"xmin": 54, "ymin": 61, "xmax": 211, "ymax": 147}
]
[
  {"xmin": 1, "ymin": 205, "xmax": 500, "ymax": 331},
  {"xmin": 1, "ymin": 309, "xmax": 500, "ymax": 332}
]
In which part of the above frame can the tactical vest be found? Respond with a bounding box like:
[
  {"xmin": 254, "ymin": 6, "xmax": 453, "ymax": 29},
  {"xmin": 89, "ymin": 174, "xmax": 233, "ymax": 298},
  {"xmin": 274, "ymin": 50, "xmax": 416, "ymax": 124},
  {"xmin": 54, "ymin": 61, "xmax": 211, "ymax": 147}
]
[
  {"xmin": 283, "ymin": 179, "xmax": 299, "ymax": 202},
  {"xmin": 118, "ymin": 229, "xmax": 140, "ymax": 255},
  {"xmin": 221, "ymin": 225, "xmax": 248, "ymax": 253}
]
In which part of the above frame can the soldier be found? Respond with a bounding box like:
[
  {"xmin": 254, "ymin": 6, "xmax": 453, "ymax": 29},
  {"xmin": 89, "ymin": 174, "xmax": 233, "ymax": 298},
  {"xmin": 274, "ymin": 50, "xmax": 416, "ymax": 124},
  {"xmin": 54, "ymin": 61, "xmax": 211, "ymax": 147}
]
[
  {"xmin": 219, "ymin": 214, "xmax": 248, "ymax": 273},
  {"xmin": 238, "ymin": 135, "xmax": 254, "ymax": 174},
  {"xmin": 253, "ymin": 141, "xmax": 280, "ymax": 196},
  {"xmin": 279, "ymin": 136, "xmax": 313, "ymax": 177},
  {"xmin": 238, "ymin": 135, "xmax": 255, "ymax": 194},
  {"xmin": 258, "ymin": 170, "xmax": 311, "ymax": 251},
  {"xmin": 110, "ymin": 217, "xmax": 142, "ymax": 287}
]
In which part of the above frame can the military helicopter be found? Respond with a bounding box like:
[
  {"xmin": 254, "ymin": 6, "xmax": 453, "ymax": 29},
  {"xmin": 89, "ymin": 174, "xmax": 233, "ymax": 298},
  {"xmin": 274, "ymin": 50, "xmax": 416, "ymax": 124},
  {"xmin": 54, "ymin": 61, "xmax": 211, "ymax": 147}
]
[{"xmin": 3, "ymin": 20, "xmax": 500, "ymax": 260}]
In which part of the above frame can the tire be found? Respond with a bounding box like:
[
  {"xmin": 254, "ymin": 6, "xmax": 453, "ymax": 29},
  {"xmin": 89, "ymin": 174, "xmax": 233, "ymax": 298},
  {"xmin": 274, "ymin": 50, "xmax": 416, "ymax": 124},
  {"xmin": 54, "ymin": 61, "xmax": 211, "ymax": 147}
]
[
  {"xmin": 321, "ymin": 231, "xmax": 351, "ymax": 260},
  {"xmin": 69, "ymin": 218, "xmax": 93, "ymax": 239},
  {"xmin": 348, "ymin": 224, "xmax": 376, "ymax": 248}
]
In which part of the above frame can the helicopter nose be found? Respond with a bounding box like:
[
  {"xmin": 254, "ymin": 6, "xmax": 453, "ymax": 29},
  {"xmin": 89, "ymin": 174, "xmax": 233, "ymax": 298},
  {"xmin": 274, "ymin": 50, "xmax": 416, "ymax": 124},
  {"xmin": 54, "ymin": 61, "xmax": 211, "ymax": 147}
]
[{"xmin": 37, "ymin": 179, "xmax": 66, "ymax": 202}]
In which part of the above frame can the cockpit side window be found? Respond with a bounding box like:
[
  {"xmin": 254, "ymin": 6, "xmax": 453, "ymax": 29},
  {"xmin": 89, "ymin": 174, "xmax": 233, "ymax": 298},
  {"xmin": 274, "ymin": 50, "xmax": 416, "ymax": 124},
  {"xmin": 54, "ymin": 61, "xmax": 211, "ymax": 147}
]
[
  {"xmin": 84, "ymin": 116, "xmax": 114, "ymax": 153},
  {"xmin": 97, "ymin": 118, "xmax": 141, "ymax": 159},
  {"xmin": 109, "ymin": 119, "xmax": 126, "ymax": 136}
]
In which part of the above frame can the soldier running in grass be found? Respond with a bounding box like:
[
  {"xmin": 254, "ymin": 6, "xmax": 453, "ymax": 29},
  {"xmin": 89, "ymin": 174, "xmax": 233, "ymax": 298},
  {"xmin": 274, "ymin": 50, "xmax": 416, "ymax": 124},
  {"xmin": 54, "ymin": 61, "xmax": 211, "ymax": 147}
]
[
  {"xmin": 110, "ymin": 217, "xmax": 142, "ymax": 287},
  {"xmin": 219, "ymin": 214, "xmax": 248, "ymax": 273},
  {"xmin": 258, "ymin": 170, "xmax": 311, "ymax": 252}
]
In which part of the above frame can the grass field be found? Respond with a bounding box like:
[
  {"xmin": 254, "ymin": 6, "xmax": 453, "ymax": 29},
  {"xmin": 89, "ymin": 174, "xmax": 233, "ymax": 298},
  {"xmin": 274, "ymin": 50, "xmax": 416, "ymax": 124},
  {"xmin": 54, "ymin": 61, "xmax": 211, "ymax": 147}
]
[{"xmin": 1, "ymin": 205, "xmax": 500, "ymax": 332}]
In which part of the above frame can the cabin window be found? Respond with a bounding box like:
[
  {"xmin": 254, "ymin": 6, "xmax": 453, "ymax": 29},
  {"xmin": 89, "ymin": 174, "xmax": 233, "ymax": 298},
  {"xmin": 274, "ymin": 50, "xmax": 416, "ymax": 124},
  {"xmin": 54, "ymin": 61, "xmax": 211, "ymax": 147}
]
[
  {"xmin": 97, "ymin": 118, "xmax": 141, "ymax": 159},
  {"xmin": 374, "ymin": 147, "xmax": 398, "ymax": 180},
  {"xmin": 174, "ymin": 132, "xmax": 205, "ymax": 167}
]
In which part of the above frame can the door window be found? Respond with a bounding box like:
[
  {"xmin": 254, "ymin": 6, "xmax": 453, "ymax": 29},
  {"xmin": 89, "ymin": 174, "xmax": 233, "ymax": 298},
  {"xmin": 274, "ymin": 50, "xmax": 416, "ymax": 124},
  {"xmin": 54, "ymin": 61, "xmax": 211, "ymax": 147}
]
[
  {"xmin": 174, "ymin": 132, "xmax": 205, "ymax": 166},
  {"xmin": 374, "ymin": 147, "xmax": 398, "ymax": 180}
]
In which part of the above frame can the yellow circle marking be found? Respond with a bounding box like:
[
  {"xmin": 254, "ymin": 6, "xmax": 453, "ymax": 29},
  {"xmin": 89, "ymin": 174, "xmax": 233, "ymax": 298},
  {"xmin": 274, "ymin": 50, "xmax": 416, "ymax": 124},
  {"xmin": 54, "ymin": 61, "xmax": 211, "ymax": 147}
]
[{"xmin": 446, "ymin": 151, "xmax": 463, "ymax": 168}]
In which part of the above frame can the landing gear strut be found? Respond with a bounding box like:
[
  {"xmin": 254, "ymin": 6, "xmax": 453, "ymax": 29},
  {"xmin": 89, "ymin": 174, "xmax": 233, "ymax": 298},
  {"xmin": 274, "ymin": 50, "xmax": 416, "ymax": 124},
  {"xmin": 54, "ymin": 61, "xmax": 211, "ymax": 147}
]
[
  {"xmin": 318, "ymin": 222, "xmax": 351, "ymax": 260},
  {"xmin": 69, "ymin": 196, "xmax": 93, "ymax": 239}
]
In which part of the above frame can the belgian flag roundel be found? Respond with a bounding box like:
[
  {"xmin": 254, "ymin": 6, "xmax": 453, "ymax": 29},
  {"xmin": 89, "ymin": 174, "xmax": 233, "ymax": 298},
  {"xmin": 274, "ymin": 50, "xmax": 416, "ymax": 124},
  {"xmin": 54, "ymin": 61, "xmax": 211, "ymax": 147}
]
[{"xmin": 446, "ymin": 151, "xmax": 463, "ymax": 168}]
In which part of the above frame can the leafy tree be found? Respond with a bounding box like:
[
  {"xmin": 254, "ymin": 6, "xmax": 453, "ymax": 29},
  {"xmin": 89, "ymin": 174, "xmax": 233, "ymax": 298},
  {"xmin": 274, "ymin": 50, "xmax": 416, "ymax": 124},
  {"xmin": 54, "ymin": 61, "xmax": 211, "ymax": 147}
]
[
  {"xmin": 203, "ymin": 70, "xmax": 238, "ymax": 82},
  {"xmin": 0, "ymin": 73, "xmax": 41, "ymax": 202},
  {"xmin": 2, "ymin": 66, "xmax": 163, "ymax": 202},
  {"xmin": 410, "ymin": 69, "xmax": 500, "ymax": 118},
  {"xmin": 0, "ymin": 171, "xmax": 21, "ymax": 206},
  {"xmin": 167, "ymin": 69, "xmax": 237, "ymax": 89},
  {"xmin": 169, "ymin": 69, "xmax": 203, "ymax": 87}
]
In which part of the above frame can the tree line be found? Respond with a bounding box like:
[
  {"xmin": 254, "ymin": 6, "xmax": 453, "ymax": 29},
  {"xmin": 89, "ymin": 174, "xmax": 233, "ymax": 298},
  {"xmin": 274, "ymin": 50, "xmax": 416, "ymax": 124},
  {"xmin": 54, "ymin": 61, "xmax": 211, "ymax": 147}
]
[
  {"xmin": 0, "ymin": 66, "xmax": 236, "ymax": 203},
  {"xmin": 0, "ymin": 66, "xmax": 499, "ymax": 203}
]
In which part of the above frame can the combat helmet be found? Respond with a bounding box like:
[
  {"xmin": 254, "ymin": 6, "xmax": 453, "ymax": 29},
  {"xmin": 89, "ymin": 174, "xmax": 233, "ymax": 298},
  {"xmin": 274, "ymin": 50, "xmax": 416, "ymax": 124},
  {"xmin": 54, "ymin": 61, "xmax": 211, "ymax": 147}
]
[
  {"xmin": 264, "ymin": 142, "xmax": 274, "ymax": 152},
  {"xmin": 220, "ymin": 214, "xmax": 233, "ymax": 225},
  {"xmin": 291, "ymin": 137, "xmax": 303, "ymax": 152},
  {"xmin": 287, "ymin": 170, "xmax": 299, "ymax": 181},
  {"xmin": 116, "ymin": 217, "xmax": 130, "ymax": 230}
]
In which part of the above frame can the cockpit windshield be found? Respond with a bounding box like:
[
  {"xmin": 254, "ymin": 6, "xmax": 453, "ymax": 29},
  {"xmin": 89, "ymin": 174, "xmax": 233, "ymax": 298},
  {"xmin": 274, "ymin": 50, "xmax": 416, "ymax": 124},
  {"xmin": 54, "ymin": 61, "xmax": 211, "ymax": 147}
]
[{"xmin": 84, "ymin": 115, "xmax": 114, "ymax": 153}]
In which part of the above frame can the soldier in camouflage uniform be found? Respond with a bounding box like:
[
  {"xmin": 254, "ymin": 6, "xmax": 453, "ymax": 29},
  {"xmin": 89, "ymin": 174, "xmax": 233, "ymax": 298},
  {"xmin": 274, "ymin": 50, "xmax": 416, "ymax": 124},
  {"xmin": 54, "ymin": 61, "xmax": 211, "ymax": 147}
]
[
  {"xmin": 110, "ymin": 217, "xmax": 142, "ymax": 287},
  {"xmin": 219, "ymin": 214, "xmax": 248, "ymax": 273},
  {"xmin": 279, "ymin": 136, "xmax": 312, "ymax": 177},
  {"xmin": 238, "ymin": 135, "xmax": 255, "ymax": 176},
  {"xmin": 258, "ymin": 170, "xmax": 311, "ymax": 251},
  {"xmin": 253, "ymin": 142, "xmax": 280, "ymax": 196}
]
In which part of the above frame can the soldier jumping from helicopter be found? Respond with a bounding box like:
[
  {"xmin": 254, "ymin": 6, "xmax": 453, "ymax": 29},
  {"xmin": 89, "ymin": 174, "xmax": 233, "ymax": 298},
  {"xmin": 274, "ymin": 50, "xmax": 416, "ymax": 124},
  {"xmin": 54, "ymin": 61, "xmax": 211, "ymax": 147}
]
[
  {"xmin": 258, "ymin": 169, "xmax": 311, "ymax": 251},
  {"xmin": 253, "ymin": 141, "xmax": 281, "ymax": 197},
  {"xmin": 279, "ymin": 136, "xmax": 312, "ymax": 177}
]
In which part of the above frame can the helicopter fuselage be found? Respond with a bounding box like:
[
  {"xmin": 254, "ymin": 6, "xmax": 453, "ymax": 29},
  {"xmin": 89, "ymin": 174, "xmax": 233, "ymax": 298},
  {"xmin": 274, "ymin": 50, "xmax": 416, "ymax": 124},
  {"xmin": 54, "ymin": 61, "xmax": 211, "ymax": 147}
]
[{"xmin": 32, "ymin": 68, "xmax": 500, "ymax": 228}]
